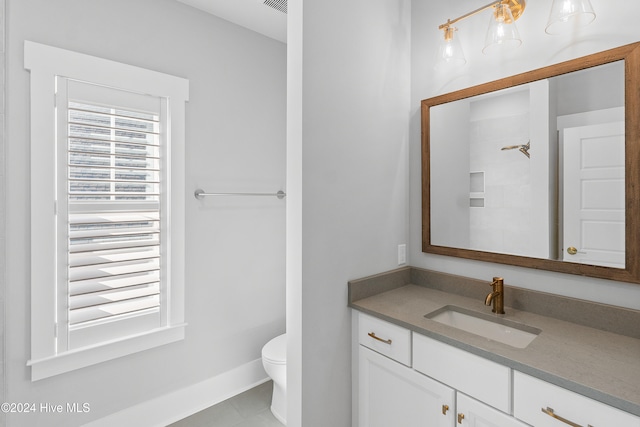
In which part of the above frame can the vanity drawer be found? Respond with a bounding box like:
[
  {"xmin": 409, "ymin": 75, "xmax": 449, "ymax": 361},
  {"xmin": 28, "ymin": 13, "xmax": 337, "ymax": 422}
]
[
  {"xmin": 513, "ymin": 371, "xmax": 640, "ymax": 427},
  {"xmin": 413, "ymin": 333, "xmax": 511, "ymax": 413},
  {"xmin": 358, "ymin": 312, "xmax": 411, "ymax": 366}
]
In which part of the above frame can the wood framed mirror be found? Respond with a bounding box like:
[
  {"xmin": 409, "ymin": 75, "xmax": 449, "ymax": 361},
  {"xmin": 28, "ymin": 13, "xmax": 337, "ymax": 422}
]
[{"xmin": 421, "ymin": 42, "xmax": 640, "ymax": 284}]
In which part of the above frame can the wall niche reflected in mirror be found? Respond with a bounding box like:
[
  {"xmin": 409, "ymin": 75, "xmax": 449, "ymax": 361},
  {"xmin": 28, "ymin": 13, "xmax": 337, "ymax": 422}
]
[{"xmin": 421, "ymin": 42, "xmax": 640, "ymax": 284}]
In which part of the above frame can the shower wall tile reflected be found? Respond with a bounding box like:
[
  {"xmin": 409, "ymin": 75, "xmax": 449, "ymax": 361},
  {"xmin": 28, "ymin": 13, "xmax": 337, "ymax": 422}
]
[{"xmin": 469, "ymin": 112, "xmax": 531, "ymax": 256}]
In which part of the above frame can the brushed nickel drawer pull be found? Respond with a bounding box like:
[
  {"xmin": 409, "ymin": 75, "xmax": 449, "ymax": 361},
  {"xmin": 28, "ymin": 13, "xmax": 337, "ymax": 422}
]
[
  {"xmin": 367, "ymin": 332, "xmax": 392, "ymax": 345},
  {"xmin": 541, "ymin": 407, "xmax": 593, "ymax": 427}
]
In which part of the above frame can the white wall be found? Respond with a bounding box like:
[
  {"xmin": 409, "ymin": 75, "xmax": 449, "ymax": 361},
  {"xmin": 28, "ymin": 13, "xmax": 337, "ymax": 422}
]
[
  {"xmin": 5, "ymin": 0, "xmax": 285, "ymax": 425},
  {"xmin": 287, "ymin": 0, "xmax": 411, "ymax": 426},
  {"xmin": 430, "ymin": 100, "xmax": 471, "ymax": 249},
  {"xmin": 555, "ymin": 61, "xmax": 624, "ymax": 115},
  {"xmin": 410, "ymin": 0, "xmax": 640, "ymax": 310},
  {"xmin": 0, "ymin": 1, "xmax": 6, "ymax": 424}
]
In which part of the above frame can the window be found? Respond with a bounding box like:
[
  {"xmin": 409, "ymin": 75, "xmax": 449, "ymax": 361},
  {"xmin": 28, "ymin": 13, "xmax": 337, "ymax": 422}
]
[{"xmin": 25, "ymin": 41, "xmax": 189, "ymax": 380}]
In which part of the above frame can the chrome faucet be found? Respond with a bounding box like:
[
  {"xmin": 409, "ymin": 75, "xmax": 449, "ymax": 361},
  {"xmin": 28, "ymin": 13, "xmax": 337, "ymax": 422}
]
[{"xmin": 485, "ymin": 277, "xmax": 505, "ymax": 314}]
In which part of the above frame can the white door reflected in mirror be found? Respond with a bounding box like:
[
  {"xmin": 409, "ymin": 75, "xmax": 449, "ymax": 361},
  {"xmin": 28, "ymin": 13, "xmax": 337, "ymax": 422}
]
[{"xmin": 562, "ymin": 121, "xmax": 625, "ymax": 268}]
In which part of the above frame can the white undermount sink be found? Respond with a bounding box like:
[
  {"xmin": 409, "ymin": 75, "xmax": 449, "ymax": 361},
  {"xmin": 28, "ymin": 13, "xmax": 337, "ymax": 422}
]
[{"xmin": 425, "ymin": 305, "xmax": 541, "ymax": 349}]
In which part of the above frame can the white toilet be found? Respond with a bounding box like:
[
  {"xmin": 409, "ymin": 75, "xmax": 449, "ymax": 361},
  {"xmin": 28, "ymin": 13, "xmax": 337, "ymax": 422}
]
[{"xmin": 262, "ymin": 333, "xmax": 287, "ymax": 425}]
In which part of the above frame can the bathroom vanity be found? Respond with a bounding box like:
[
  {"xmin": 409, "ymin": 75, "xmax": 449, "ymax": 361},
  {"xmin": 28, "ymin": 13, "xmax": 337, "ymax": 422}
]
[{"xmin": 349, "ymin": 267, "xmax": 640, "ymax": 427}]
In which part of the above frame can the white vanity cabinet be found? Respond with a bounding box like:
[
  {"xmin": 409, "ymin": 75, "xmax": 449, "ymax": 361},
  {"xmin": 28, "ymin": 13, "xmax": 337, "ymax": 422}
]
[
  {"xmin": 413, "ymin": 333, "xmax": 511, "ymax": 413},
  {"xmin": 355, "ymin": 312, "xmax": 640, "ymax": 427},
  {"xmin": 412, "ymin": 333, "xmax": 528, "ymax": 427},
  {"xmin": 359, "ymin": 346, "xmax": 455, "ymax": 427},
  {"xmin": 358, "ymin": 312, "xmax": 411, "ymax": 366},
  {"xmin": 358, "ymin": 313, "xmax": 455, "ymax": 426},
  {"xmin": 513, "ymin": 371, "xmax": 640, "ymax": 427},
  {"xmin": 457, "ymin": 393, "xmax": 529, "ymax": 427}
]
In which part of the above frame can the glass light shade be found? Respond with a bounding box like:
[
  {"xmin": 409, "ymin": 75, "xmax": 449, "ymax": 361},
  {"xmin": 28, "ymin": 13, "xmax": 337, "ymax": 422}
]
[
  {"xmin": 545, "ymin": 0, "xmax": 596, "ymax": 35},
  {"xmin": 435, "ymin": 27, "xmax": 466, "ymax": 69},
  {"xmin": 482, "ymin": 4, "xmax": 522, "ymax": 55}
]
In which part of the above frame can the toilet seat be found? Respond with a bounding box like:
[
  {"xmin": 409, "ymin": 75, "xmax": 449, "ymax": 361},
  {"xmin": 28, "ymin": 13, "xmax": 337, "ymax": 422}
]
[{"xmin": 262, "ymin": 333, "xmax": 286, "ymax": 365}]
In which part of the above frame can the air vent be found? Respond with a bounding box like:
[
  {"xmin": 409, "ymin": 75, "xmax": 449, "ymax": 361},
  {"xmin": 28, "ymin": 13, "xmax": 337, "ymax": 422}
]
[{"xmin": 262, "ymin": 0, "xmax": 287, "ymax": 14}]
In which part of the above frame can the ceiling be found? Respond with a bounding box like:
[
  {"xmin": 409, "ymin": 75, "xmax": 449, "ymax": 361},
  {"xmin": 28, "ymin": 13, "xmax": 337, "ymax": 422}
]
[{"xmin": 177, "ymin": 0, "xmax": 287, "ymax": 43}]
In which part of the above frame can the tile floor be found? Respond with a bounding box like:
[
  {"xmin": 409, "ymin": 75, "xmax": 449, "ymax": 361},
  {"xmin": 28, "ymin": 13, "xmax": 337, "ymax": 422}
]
[{"xmin": 167, "ymin": 381, "xmax": 284, "ymax": 427}]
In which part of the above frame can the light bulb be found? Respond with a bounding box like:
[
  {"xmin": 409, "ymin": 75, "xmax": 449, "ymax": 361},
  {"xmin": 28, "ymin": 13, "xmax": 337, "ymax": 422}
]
[
  {"xmin": 483, "ymin": 4, "xmax": 522, "ymax": 55},
  {"xmin": 545, "ymin": 0, "xmax": 596, "ymax": 35},
  {"xmin": 435, "ymin": 26, "xmax": 466, "ymax": 69}
]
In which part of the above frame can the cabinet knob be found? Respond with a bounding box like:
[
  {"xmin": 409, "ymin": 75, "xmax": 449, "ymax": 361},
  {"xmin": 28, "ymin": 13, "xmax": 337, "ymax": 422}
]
[
  {"xmin": 442, "ymin": 404, "xmax": 449, "ymax": 415},
  {"xmin": 458, "ymin": 413, "xmax": 465, "ymax": 424}
]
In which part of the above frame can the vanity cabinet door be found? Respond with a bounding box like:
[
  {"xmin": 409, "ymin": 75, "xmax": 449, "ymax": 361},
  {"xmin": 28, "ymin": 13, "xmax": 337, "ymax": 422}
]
[
  {"xmin": 456, "ymin": 393, "xmax": 529, "ymax": 427},
  {"xmin": 359, "ymin": 345, "xmax": 455, "ymax": 427}
]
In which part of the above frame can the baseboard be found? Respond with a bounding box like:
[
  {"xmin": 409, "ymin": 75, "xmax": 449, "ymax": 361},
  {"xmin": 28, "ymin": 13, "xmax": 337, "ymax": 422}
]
[{"xmin": 83, "ymin": 358, "xmax": 268, "ymax": 427}]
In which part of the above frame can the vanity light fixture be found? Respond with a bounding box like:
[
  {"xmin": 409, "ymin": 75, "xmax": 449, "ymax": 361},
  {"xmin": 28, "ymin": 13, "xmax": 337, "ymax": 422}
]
[
  {"xmin": 436, "ymin": 0, "xmax": 597, "ymax": 68},
  {"xmin": 436, "ymin": 0, "xmax": 526, "ymax": 68},
  {"xmin": 545, "ymin": 0, "xmax": 596, "ymax": 35}
]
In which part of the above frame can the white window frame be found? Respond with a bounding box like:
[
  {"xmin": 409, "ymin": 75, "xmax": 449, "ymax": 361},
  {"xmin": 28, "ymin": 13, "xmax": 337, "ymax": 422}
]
[{"xmin": 25, "ymin": 41, "xmax": 189, "ymax": 381}]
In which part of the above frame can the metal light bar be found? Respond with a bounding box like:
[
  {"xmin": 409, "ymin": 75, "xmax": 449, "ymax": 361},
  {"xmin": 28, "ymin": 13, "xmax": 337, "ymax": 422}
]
[{"xmin": 438, "ymin": 0, "xmax": 526, "ymax": 29}]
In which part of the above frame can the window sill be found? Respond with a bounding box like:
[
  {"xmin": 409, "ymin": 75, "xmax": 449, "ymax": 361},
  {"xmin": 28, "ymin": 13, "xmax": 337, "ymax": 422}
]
[{"xmin": 27, "ymin": 323, "xmax": 186, "ymax": 381}]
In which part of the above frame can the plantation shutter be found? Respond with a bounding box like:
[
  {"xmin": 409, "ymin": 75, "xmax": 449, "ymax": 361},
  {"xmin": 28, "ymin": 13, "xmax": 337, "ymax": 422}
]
[{"xmin": 61, "ymin": 80, "xmax": 166, "ymax": 349}]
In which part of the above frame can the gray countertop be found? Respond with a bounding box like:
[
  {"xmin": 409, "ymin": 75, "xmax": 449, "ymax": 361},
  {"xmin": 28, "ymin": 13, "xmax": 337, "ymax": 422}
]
[{"xmin": 349, "ymin": 268, "xmax": 640, "ymax": 417}]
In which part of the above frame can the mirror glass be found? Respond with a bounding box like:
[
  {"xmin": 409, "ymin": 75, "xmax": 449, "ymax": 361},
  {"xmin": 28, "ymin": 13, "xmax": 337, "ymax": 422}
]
[
  {"xmin": 430, "ymin": 61, "xmax": 624, "ymax": 268},
  {"xmin": 422, "ymin": 43, "xmax": 640, "ymax": 284}
]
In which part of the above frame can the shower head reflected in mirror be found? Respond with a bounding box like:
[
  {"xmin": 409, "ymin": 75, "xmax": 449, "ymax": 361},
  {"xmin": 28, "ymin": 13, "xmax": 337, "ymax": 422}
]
[{"xmin": 501, "ymin": 140, "xmax": 530, "ymax": 158}]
